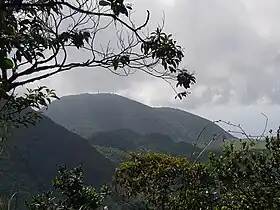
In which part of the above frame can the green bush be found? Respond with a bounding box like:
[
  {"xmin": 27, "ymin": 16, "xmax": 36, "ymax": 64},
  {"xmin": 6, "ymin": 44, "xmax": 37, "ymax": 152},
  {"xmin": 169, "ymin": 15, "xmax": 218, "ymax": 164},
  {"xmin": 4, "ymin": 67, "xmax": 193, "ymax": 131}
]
[
  {"xmin": 27, "ymin": 166, "xmax": 110, "ymax": 210},
  {"xmin": 114, "ymin": 128, "xmax": 280, "ymax": 209}
]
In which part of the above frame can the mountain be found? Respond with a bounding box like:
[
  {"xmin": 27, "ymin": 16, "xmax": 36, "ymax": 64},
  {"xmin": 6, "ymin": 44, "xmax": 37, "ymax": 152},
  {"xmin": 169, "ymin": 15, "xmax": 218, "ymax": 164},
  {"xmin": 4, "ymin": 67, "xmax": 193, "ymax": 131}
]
[
  {"xmin": 89, "ymin": 129, "xmax": 217, "ymax": 166},
  {"xmin": 43, "ymin": 93, "xmax": 234, "ymax": 146},
  {"xmin": 140, "ymin": 133, "xmax": 201, "ymax": 155},
  {"xmin": 153, "ymin": 107, "xmax": 231, "ymax": 148},
  {"xmin": 89, "ymin": 129, "xmax": 200, "ymax": 155},
  {"xmin": 89, "ymin": 129, "xmax": 141, "ymax": 151},
  {"xmin": 0, "ymin": 113, "xmax": 115, "ymax": 197}
]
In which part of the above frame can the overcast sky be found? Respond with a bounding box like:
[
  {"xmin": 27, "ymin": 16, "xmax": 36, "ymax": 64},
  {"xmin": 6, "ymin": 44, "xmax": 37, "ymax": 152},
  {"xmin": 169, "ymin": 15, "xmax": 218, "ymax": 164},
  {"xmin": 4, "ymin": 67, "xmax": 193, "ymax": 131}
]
[{"xmin": 26, "ymin": 0, "xmax": 280, "ymax": 136}]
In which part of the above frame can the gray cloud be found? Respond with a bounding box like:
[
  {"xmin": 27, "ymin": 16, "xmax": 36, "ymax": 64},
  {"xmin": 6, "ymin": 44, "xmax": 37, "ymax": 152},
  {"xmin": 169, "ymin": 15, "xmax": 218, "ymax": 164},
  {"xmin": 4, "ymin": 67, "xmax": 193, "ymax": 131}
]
[
  {"xmin": 159, "ymin": 0, "xmax": 280, "ymax": 109},
  {"xmin": 23, "ymin": 0, "xmax": 280, "ymax": 133}
]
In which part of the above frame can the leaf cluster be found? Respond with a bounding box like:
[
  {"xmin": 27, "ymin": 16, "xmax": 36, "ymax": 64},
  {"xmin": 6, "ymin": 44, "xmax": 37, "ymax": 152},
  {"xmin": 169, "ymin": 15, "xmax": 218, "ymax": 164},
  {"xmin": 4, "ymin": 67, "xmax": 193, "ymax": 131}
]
[
  {"xmin": 27, "ymin": 165, "xmax": 111, "ymax": 210},
  {"xmin": 99, "ymin": 0, "xmax": 132, "ymax": 17},
  {"xmin": 0, "ymin": 86, "xmax": 58, "ymax": 128},
  {"xmin": 114, "ymin": 131, "xmax": 280, "ymax": 209},
  {"xmin": 0, "ymin": 0, "xmax": 196, "ymax": 101},
  {"xmin": 114, "ymin": 153, "xmax": 214, "ymax": 209}
]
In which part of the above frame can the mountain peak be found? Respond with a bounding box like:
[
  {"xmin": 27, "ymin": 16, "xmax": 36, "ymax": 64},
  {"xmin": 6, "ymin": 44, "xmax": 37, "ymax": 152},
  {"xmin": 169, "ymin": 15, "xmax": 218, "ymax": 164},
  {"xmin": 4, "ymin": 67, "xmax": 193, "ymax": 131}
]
[{"xmin": 44, "ymin": 93, "xmax": 234, "ymax": 145}]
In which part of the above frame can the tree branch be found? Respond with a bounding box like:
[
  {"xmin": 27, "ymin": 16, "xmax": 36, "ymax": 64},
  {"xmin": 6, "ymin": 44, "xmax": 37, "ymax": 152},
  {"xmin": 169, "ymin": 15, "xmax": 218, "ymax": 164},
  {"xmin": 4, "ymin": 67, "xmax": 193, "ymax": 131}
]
[{"xmin": 2, "ymin": 1, "xmax": 150, "ymax": 42}]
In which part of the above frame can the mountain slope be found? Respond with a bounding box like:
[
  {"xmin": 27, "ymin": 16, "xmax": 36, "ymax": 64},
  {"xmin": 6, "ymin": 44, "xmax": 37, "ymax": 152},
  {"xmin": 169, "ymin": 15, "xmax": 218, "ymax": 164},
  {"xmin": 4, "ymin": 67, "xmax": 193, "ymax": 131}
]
[
  {"xmin": 88, "ymin": 129, "xmax": 201, "ymax": 154},
  {"xmin": 89, "ymin": 129, "xmax": 201, "ymax": 165},
  {"xmin": 43, "ymin": 93, "xmax": 179, "ymax": 140},
  {"xmin": 0, "ymin": 113, "xmax": 115, "ymax": 195},
  {"xmin": 154, "ymin": 107, "xmax": 232, "ymax": 147},
  {"xmin": 43, "ymin": 93, "xmax": 234, "ymax": 145},
  {"xmin": 88, "ymin": 129, "xmax": 141, "ymax": 151}
]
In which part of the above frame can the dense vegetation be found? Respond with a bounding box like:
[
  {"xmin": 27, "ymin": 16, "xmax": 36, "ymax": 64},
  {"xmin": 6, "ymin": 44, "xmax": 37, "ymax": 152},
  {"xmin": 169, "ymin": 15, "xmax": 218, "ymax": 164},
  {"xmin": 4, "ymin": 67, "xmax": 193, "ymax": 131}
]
[
  {"xmin": 114, "ymin": 133, "xmax": 280, "ymax": 209},
  {"xmin": 1, "ymin": 0, "xmax": 279, "ymax": 209}
]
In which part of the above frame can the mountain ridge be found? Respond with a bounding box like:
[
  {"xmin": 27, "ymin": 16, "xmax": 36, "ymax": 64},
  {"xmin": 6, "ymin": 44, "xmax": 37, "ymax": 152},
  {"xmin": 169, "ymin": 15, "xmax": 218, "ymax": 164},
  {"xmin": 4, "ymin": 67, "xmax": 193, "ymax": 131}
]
[{"xmin": 43, "ymin": 93, "xmax": 234, "ymax": 146}]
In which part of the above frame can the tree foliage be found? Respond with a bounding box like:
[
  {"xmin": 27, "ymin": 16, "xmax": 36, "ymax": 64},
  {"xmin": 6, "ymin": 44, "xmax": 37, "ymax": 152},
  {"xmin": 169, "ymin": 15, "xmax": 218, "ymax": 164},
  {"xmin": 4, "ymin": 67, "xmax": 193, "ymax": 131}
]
[
  {"xmin": 0, "ymin": 85, "xmax": 58, "ymax": 156},
  {"xmin": 27, "ymin": 165, "xmax": 110, "ymax": 210},
  {"xmin": 0, "ymin": 0, "xmax": 195, "ymax": 99},
  {"xmin": 114, "ymin": 129, "xmax": 280, "ymax": 209},
  {"xmin": 114, "ymin": 153, "xmax": 213, "ymax": 209}
]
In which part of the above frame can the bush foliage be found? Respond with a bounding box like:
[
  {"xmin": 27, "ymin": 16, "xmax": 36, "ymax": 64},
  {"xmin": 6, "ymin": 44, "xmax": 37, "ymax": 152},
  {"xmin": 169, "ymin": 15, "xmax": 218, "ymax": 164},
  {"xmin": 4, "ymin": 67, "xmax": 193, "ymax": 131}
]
[{"xmin": 114, "ymin": 129, "xmax": 280, "ymax": 209}]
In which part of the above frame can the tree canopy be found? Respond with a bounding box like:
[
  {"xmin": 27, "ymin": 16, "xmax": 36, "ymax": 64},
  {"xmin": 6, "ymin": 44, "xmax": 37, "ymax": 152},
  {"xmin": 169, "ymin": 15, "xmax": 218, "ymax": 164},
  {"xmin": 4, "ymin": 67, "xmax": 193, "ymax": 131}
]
[
  {"xmin": 114, "ymin": 130, "xmax": 280, "ymax": 209},
  {"xmin": 27, "ymin": 165, "xmax": 111, "ymax": 210},
  {"xmin": 0, "ymin": 0, "xmax": 195, "ymax": 100}
]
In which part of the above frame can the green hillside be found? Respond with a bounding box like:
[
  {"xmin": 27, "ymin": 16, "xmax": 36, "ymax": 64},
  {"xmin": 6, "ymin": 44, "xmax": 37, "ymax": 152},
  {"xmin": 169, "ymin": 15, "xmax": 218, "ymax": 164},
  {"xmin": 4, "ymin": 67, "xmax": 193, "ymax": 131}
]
[
  {"xmin": 223, "ymin": 138, "xmax": 267, "ymax": 150},
  {"xmin": 0, "ymin": 114, "xmax": 115, "ymax": 201},
  {"xmin": 43, "ymin": 93, "xmax": 234, "ymax": 145},
  {"xmin": 88, "ymin": 129, "xmax": 211, "ymax": 165}
]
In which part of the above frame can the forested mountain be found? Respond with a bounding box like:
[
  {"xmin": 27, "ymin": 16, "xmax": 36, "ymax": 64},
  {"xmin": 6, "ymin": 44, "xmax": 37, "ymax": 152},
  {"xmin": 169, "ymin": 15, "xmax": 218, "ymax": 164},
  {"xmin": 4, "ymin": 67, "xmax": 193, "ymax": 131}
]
[
  {"xmin": 0, "ymin": 93, "xmax": 235, "ymax": 208},
  {"xmin": 0, "ymin": 97, "xmax": 233, "ymax": 209},
  {"xmin": 0, "ymin": 114, "xmax": 115, "ymax": 198},
  {"xmin": 0, "ymin": 93, "xmax": 231, "ymax": 207},
  {"xmin": 88, "ymin": 129, "xmax": 201, "ymax": 160},
  {"xmin": 89, "ymin": 129, "xmax": 222, "ymax": 166},
  {"xmin": 43, "ymin": 93, "xmax": 234, "ymax": 145}
]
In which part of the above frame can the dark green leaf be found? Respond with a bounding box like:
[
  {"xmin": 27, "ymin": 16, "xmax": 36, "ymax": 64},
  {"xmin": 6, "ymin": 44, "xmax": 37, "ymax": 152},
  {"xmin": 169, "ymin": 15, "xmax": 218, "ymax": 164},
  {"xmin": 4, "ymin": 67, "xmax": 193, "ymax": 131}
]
[
  {"xmin": 16, "ymin": 50, "xmax": 22, "ymax": 62},
  {"xmin": 36, "ymin": 52, "xmax": 45, "ymax": 59},
  {"xmin": 117, "ymin": 5, "xmax": 129, "ymax": 16},
  {"xmin": 126, "ymin": 5, "xmax": 132, "ymax": 10},
  {"xmin": 22, "ymin": 51, "xmax": 32, "ymax": 63},
  {"xmin": 113, "ymin": 58, "xmax": 119, "ymax": 70},
  {"xmin": 99, "ymin": 0, "xmax": 111, "ymax": 6},
  {"xmin": 0, "ymin": 58, "xmax": 14, "ymax": 69}
]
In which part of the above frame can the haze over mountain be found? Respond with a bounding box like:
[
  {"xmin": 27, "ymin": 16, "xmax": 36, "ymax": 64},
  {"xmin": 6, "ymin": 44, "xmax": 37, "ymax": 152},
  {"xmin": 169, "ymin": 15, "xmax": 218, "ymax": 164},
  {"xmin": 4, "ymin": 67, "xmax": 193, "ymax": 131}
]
[{"xmin": 43, "ymin": 93, "xmax": 234, "ymax": 146}]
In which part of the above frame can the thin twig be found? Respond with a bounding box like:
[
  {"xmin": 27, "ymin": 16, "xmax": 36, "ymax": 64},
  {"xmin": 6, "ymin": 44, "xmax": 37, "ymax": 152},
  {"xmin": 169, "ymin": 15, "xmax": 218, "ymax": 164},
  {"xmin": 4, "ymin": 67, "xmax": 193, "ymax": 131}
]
[{"xmin": 193, "ymin": 133, "xmax": 222, "ymax": 164}]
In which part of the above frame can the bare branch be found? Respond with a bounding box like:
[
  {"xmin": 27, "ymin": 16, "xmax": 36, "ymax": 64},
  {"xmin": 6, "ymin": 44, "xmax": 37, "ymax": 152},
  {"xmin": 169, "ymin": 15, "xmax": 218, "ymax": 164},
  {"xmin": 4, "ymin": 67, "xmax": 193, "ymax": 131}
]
[{"xmin": 193, "ymin": 133, "xmax": 222, "ymax": 164}]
